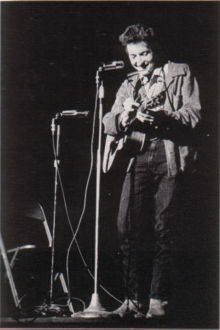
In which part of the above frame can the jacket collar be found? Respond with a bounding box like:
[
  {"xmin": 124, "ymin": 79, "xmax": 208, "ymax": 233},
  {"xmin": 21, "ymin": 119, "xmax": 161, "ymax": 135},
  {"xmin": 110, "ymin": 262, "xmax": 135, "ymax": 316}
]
[
  {"xmin": 127, "ymin": 71, "xmax": 141, "ymax": 88},
  {"xmin": 127, "ymin": 61, "xmax": 186, "ymax": 89},
  {"xmin": 164, "ymin": 61, "xmax": 186, "ymax": 87}
]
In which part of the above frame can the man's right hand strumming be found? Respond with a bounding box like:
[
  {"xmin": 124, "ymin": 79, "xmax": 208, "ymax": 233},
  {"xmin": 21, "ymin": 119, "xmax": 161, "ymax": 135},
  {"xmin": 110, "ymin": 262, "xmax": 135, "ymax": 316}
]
[
  {"xmin": 120, "ymin": 97, "xmax": 139, "ymax": 128},
  {"xmin": 120, "ymin": 97, "xmax": 155, "ymax": 128}
]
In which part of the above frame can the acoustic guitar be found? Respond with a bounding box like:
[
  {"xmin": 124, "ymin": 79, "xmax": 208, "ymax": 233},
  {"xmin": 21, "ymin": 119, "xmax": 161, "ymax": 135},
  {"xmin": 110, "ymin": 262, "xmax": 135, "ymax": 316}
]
[{"xmin": 103, "ymin": 92, "xmax": 165, "ymax": 173}]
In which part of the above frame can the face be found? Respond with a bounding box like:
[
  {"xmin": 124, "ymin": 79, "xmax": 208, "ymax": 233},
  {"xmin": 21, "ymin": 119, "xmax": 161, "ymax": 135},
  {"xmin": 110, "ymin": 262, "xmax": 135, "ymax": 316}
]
[{"xmin": 126, "ymin": 41, "xmax": 154, "ymax": 72}]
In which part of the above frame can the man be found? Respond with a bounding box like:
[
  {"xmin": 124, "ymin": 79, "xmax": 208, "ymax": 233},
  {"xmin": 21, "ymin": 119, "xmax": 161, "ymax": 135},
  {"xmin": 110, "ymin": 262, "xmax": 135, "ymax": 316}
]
[{"xmin": 103, "ymin": 24, "xmax": 201, "ymax": 319}]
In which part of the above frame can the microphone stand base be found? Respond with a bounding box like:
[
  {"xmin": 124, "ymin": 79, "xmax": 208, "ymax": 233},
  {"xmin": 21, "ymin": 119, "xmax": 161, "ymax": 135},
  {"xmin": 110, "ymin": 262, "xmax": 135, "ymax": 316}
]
[
  {"xmin": 71, "ymin": 293, "xmax": 111, "ymax": 319},
  {"xmin": 35, "ymin": 303, "xmax": 67, "ymax": 317},
  {"xmin": 72, "ymin": 310, "xmax": 112, "ymax": 319}
]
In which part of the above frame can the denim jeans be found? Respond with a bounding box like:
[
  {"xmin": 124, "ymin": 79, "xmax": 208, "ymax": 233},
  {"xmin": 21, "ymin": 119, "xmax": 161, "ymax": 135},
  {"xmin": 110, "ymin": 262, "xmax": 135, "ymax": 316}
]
[{"xmin": 117, "ymin": 139, "xmax": 177, "ymax": 300}]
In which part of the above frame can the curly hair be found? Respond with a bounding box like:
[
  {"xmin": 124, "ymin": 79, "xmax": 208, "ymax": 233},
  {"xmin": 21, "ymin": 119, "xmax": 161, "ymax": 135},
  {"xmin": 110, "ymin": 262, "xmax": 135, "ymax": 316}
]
[{"xmin": 119, "ymin": 24, "xmax": 155, "ymax": 47}]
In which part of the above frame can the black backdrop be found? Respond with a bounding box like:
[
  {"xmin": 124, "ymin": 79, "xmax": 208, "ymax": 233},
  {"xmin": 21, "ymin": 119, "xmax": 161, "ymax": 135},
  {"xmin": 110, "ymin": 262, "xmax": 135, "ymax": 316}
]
[{"xmin": 1, "ymin": 1, "xmax": 219, "ymax": 327}]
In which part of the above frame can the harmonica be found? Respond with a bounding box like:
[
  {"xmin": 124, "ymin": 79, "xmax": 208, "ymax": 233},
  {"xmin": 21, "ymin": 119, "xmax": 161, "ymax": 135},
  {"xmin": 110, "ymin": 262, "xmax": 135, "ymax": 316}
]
[{"xmin": 127, "ymin": 70, "xmax": 149, "ymax": 78}]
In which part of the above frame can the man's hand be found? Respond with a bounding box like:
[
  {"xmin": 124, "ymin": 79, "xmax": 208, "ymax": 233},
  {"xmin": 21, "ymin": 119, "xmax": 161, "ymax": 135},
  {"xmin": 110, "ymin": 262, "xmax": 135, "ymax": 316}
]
[
  {"xmin": 123, "ymin": 97, "xmax": 140, "ymax": 112},
  {"xmin": 138, "ymin": 109, "xmax": 169, "ymax": 124},
  {"xmin": 120, "ymin": 97, "xmax": 140, "ymax": 128},
  {"xmin": 136, "ymin": 110, "xmax": 155, "ymax": 124}
]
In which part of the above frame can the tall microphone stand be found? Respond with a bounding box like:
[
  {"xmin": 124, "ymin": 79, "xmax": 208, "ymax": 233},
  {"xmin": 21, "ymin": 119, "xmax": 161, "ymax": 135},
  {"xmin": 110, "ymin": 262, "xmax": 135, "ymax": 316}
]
[
  {"xmin": 38, "ymin": 115, "xmax": 74, "ymax": 316},
  {"xmin": 49, "ymin": 115, "xmax": 61, "ymax": 308},
  {"xmin": 78, "ymin": 67, "xmax": 108, "ymax": 318}
]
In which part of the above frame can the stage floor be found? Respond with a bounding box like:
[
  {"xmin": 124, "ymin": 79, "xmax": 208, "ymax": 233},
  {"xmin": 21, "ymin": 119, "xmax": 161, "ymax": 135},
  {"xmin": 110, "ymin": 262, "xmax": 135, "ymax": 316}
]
[{"xmin": 0, "ymin": 314, "xmax": 184, "ymax": 329}]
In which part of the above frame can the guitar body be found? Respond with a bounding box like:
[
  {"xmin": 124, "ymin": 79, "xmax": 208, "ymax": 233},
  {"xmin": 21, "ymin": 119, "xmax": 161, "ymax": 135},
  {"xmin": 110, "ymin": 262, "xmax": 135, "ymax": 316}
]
[
  {"xmin": 103, "ymin": 130, "xmax": 146, "ymax": 173},
  {"xmin": 103, "ymin": 135, "xmax": 125, "ymax": 173},
  {"xmin": 125, "ymin": 130, "xmax": 146, "ymax": 154}
]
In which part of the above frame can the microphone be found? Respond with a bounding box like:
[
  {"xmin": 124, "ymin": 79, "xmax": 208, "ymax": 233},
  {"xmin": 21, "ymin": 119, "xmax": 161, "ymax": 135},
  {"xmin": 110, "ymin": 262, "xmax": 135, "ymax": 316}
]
[
  {"xmin": 59, "ymin": 110, "xmax": 89, "ymax": 118},
  {"xmin": 102, "ymin": 61, "xmax": 124, "ymax": 71}
]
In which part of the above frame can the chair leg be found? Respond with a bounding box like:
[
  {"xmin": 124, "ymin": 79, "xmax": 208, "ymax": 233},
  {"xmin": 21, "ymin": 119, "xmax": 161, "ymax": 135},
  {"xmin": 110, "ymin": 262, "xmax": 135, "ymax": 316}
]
[{"xmin": 0, "ymin": 232, "xmax": 21, "ymax": 309}]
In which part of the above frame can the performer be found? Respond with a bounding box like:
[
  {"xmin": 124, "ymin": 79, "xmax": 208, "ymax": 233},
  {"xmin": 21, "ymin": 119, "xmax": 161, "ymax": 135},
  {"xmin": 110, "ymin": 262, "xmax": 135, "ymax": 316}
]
[{"xmin": 103, "ymin": 24, "xmax": 201, "ymax": 318}]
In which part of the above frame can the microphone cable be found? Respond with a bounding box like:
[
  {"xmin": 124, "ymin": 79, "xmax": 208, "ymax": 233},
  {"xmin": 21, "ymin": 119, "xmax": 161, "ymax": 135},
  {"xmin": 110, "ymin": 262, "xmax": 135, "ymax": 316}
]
[
  {"xmin": 64, "ymin": 86, "xmax": 98, "ymax": 304},
  {"xmin": 50, "ymin": 84, "xmax": 122, "ymax": 310}
]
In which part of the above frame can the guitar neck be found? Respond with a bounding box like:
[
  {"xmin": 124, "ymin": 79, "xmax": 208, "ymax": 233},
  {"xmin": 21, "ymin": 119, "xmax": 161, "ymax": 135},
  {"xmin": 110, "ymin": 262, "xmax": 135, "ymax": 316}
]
[{"xmin": 139, "ymin": 92, "xmax": 165, "ymax": 113}]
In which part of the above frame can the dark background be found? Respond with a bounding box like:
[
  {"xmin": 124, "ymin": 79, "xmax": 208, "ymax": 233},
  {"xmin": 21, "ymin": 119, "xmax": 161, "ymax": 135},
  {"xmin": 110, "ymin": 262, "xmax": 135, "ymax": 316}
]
[{"xmin": 1, "ymin": 1, "xmax": 219, "ymax": 328}]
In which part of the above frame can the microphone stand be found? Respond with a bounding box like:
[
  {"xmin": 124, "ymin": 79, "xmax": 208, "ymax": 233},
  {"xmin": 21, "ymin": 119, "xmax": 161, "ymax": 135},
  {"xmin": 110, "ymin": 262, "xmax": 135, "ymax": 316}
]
[
  {"xmin": 49, "ymin": 116, "xmax": 61, "ymax": 309},
  {"xmin": 77, "ymin": 67, "xmax": 108, "ymax": 318},
  {"xmin": 37, "ymin": 115, "xmax": 74, "ymax": 316}
]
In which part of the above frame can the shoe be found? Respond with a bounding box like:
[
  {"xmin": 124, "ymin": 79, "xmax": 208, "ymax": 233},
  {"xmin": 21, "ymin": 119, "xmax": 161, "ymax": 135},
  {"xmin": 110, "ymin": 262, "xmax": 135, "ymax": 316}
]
[
  {"xmin": 113, "ymin": 299, "xmax": 143, "ymax": 318},
  {"xmin": 146, "ymin": 298, "xmax": 168, "ymax": 319}
]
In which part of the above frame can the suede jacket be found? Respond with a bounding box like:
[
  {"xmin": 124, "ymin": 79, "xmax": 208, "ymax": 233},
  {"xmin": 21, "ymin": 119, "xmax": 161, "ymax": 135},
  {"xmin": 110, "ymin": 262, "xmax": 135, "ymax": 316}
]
[{"xmin": 103, "ymin": 62, "xmax": 201, "ymax": 176}]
